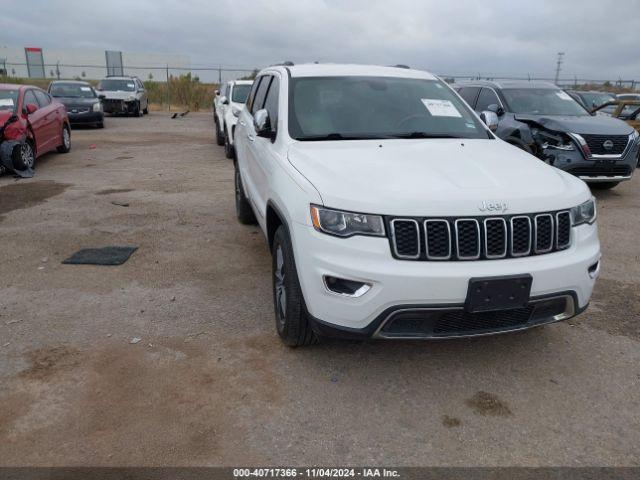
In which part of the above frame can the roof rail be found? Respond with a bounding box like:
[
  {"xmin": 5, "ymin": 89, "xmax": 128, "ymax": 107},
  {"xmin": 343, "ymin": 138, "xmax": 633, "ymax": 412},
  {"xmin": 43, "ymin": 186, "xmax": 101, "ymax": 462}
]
[
  {"xmin": 391, "ymin": 64, "xmax": 410, "ymax": 69},
  {"xmin": 271, "ymin": 61, "xmax": 294, "ymax": 67}
]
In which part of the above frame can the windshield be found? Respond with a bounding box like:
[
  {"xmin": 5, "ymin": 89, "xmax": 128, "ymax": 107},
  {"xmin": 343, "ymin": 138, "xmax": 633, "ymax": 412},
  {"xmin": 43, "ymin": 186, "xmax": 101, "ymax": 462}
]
[
  {"xmin": 232, "ymin": 84, "xmax": 251, "ymax": 103},
  {"xmin": 0, "ymin": 90, "xmax": 19, "ymax": 113},
  {"xmin": 579, "ymin": 92, "xmax": 615, "ymax": 108},
  {"xmin": 502, "ymin": 88, "xmax": 588, "ymax": 116},
  {"xmin": 289, "ymin": 76, "xmax": 489, "ymax": 140},
  {"xmin": 50, "ymin": 83, "xmax": 97, "ymax": 98},
  {"xmin": 97, "ymin": 79, "xmax": 136, "ymax": 92}
]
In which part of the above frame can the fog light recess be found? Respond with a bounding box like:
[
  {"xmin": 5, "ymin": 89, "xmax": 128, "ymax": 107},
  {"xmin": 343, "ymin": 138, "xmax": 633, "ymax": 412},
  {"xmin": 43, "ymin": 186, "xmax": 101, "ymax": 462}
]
[
  {"xmin": 323, "ymin": 275, "xmax": 372, "ymax": 297},
  {"xmin": 588, "ymin": 261, "xmax": 600, "ymax": 279}
]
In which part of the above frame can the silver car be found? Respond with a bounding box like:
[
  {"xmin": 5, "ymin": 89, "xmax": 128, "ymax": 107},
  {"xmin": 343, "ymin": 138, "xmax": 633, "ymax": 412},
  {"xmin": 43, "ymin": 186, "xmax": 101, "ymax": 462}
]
[{"xmin": 96, "ymin": 76, "xmax": 149, "ymax": 117}]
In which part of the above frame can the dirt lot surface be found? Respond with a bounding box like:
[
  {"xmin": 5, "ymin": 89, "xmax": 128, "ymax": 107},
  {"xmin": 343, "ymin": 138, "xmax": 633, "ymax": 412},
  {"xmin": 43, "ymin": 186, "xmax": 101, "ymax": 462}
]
[{"xmin": 0, "ymin": 112, "xmax": 638, "ymax": 466}]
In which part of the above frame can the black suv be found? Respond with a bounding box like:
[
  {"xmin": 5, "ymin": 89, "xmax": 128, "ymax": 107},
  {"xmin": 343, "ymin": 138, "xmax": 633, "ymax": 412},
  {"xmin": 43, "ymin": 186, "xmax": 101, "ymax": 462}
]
[{"xmin": 455, "ymin": 81, "xmax": 640, "ymax": 189}]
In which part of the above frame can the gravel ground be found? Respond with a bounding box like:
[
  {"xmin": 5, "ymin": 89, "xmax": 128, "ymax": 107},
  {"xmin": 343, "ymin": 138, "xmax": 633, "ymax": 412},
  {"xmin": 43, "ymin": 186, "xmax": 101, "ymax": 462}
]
[{"xmin": 0, "ymin": 112, "xmax": 638, "ymax": 466}]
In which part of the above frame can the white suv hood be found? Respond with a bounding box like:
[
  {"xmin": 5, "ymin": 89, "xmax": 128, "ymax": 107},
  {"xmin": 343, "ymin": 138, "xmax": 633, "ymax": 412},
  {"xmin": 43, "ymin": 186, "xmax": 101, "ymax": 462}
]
[{"xmin": 287, "ymin": 138, "xmax": 590, "ymax": 216}]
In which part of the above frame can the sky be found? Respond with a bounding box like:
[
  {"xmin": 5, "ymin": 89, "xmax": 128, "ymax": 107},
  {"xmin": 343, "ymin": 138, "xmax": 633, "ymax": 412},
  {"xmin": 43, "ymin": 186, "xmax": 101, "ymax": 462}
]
[{"xmin": 1, "ymin": 0, "xmax": 639, "ymax": 82}]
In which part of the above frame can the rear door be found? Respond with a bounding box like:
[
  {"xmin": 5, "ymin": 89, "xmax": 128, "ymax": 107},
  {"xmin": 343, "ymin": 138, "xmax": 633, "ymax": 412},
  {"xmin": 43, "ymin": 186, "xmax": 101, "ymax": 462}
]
[
  {"xmin": 22, "ymin": 89, "xmax": 49, "ymax": 154},
  {"xmin": 34, "ymin": 89, "xmax": 60, "ymax": 150}
]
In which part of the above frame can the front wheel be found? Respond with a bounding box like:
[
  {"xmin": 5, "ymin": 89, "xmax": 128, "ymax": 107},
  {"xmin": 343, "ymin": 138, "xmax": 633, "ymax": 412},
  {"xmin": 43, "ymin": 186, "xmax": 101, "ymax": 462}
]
[
  {"xmin": 56, "ymin": 125, "xmax": 71, "ymax": 153},
  {"xmin": 272, "ymin": 225, "xmax": 318, "ymax": 347},
  {"xmin": 590, "ymin": 182, "xmax": 619, "ymax": 190},
  {"xmin": 14, "ymin": 141, "xmax": 35, "ymax": 170}
]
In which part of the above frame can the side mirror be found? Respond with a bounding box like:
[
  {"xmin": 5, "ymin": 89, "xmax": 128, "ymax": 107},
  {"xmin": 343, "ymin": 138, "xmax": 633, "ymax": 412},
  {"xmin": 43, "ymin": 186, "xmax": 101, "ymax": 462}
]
[
  {"xmin": 487, "ymin": 104, "xmax": 504, "ymax": 116},
  {"xmin": 24, "ymin": 103, "xmax": 38, "ymax": 115},
  {"xmin": 214, "ymin": 90, "xmax": 220, "ymax": 96},
  {"xmin": 98, "ymin": 94, "xmax": 106, "ymax": 101},
  {"xmin": 480, "ymin": 111, "xmax": 499, "ymax": 132},
  {"xmin": 221, "ymin": 96, "xmax": 229, "ymax": 105},
  {"xmin": 254, "ymin": 109, "xmax": 273, "ymax": 139}
]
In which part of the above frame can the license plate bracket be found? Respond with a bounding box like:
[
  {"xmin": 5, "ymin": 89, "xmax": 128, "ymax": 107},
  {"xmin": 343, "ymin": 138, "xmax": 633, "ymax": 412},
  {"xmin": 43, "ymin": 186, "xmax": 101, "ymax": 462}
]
[{"xmin": 465, "ymin": 275, "xmax": 532, "ymax": 313}]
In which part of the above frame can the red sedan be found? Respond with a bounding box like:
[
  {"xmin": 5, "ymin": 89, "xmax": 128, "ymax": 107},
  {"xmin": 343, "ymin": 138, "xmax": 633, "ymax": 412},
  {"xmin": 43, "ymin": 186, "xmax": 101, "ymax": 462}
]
[{"xmin": 0, "ymin": 83, "xmax": 71, "ymax": 177}]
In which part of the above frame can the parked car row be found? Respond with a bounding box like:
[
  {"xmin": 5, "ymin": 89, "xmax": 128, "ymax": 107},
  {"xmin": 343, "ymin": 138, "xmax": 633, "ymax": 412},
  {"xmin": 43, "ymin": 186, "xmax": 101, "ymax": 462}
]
[
  {"xmin": 0, "ymin": 75, "xmax": 149, "ymax": 176},
  {"xmin": 213, "ymin": 80, "xmax": 253, "ymax": 159},
  {"xmin": 455, "ymin": 81, "xmax": 640, "ymax": 190},
  {"xmin": 213, "ymin": 63, "xmax": 606, "ymax": 347},
  {"xmin": 0, "ymin": 83, "xmax": 71, "ymax": 177}
]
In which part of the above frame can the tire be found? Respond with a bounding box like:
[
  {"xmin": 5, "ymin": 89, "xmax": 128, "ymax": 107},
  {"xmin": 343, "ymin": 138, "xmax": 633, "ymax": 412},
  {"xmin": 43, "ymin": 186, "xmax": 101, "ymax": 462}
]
[
  {"xmin": 224, "ymin": 130, "xmax": 234, "ymax": 159},
  {"xmin": 134, "ymin": 102, "xmax": 143, "ymax": 117},
  {"xmin": 96, "ymin": 121, "xmax": 105, "ymax": 129},
  {"xmin": 143, "ymin": 104, "xmax": 149, "ymax": 115},
  {"xmin": 234, "ymin": 165, "xmax": 257, "ymax": 225},
  {"xmin": 13, "ymin": 141, "xmax": 35, "ymax": 170},
  {"xmin": 215, "ymin": 120, "xmax": 225, "ymax": 146},
  {"xmin": 56, "ymin": 125, "xmax": 71, "ymax": 153},
  {"xmin": 590, "ymin": 182, "xmax": 619, "ymax": 190},
  {"xmin": 272, "ymin": 225, "xmax": 318, "ymax": 347}
]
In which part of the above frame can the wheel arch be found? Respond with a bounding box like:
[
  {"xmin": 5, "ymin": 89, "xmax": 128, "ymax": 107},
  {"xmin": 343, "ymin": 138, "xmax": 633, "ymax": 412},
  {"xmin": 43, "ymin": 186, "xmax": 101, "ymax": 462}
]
[{"xmin": 266, "ymin": 200, "xmax": 287, "ymax": 250}]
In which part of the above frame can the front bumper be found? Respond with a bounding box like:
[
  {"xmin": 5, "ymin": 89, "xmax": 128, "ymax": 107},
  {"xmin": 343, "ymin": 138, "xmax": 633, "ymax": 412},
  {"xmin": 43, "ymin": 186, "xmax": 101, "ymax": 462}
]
[
  {"xmin": 102, "ymin": 99, "xmax": 137, "ymax": 114},
  {"xmin": 292, "ymin": 221, "xmax": 600, "ymax": 338},
  {"xmin": 550, "ymin": 140, "xmax": 639, "ymax": 183},
  {"xmin": 68, "ymin": 111, "xmax": 104, "ymax": 125}
]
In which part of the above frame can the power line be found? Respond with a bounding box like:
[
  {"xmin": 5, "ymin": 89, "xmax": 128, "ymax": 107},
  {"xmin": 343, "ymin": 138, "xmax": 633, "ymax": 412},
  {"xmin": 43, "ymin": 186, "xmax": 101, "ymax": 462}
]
[{"xmin": 554, "ymin": 52, "xmax": 565, "ymax": 85}]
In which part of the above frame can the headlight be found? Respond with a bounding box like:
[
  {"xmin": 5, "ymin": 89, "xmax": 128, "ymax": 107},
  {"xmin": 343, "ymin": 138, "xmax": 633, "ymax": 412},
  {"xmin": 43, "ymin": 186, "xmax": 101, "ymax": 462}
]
[
  {"xmin": 571, "ymin": 198, "xmax": 596, "ymax": 226},
  {"xmin": 631, "ymin": 130, "xmax": 639, "ymax": 143},
  {"xmin": 92, "ymin": 102, "xmax": 102, "ymax": 112},
  {"xmin": 232, "ymin": 106, "xmax": 242, "ymax": 117},
  {"xmin": 127, "ymin": 95, "xmax": 136, "ymax": 102},
  {"xmin": 310, "ymin": 205, "xmax": 385, "ymax": 237}
]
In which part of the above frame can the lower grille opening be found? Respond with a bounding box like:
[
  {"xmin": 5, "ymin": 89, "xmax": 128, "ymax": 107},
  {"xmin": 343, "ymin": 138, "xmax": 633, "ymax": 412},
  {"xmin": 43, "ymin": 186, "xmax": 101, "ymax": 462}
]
[{"xmin": 379, "ymin": 297, "xmax": 570, "ymax": 338}]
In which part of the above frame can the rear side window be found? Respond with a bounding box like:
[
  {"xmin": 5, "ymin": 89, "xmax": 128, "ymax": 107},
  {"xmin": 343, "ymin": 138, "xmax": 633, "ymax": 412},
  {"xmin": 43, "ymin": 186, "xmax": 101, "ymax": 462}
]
[
  {"xmin": 23, "ymin": 90, "xmax": 38, "ymax": 108},
  {"xmin": 251, "ymin": 76, "xmax": 271, "ymax": 114},
  {"xmin": 475, "ymin": 88, "xmax": 501, "ymax": 112},
  {"xmin": 34, "ymin": 90, "xmax": 51, "ymax": 107},
  {"xmin": 263, "ymin": 76, "xmax": 280, "ymax": 130},
  {"xmin": 457, "ymin": 87, "xmax": 480, "ymax": 108}
]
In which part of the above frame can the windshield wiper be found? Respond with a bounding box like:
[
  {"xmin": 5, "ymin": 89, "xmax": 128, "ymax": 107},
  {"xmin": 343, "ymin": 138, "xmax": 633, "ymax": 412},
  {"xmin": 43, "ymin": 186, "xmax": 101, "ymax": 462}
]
[
  {"xmin": 298, "ymin": 133, "xmax": 387, "ymax": 141},
  {"xmin": 383, "ymin": 132, "xmax": 463, "ymax": 139}
]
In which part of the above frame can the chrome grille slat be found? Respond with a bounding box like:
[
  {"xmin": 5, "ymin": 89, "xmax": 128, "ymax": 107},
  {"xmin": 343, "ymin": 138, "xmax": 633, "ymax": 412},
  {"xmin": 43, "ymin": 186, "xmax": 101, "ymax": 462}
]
[
  {"xmin": 556, "ymin": 211, "xmax": 571, "ymax": 250},
  {"xmin": 390, "ymin": 219, "xmax": 420, "ymax": 259},
  {"xmin": 424, "ymin": 219, "xmax": 451, "ymax": 260},
  {"xmin": 510, "ymin": 216, "xmax": 532, "ymax": 257},
  {"xmin": 484, "ymin": 217, "xmax": 507, "ymax": 259},
  {"xmin": 454, "ymin": 219, "xmax": 481, "ymax": 260},
  {"xmin": 534, "ymin": 214, "xmax": 554, "ymax": 254}
]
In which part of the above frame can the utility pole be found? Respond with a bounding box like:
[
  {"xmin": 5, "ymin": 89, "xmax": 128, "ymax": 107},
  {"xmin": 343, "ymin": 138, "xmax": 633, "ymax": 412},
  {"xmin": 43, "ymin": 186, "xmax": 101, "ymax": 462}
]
[
  {"xmin": 554, "ymin": 52, "xmax": 565, "ymax": 85},
  {"xmin": 218, "ymin": 65, "xmax": 222, "ymax": 85},
  {"xmin": 166, "ymin": 64, "xmax": 170, "ymax": 112}
]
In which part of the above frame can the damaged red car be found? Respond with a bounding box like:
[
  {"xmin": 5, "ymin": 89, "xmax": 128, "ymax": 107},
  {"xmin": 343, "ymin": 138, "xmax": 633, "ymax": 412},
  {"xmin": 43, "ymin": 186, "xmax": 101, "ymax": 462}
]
[{"xmin": 0, "ymin": 84, "xmax": 71, "ymax": 177}]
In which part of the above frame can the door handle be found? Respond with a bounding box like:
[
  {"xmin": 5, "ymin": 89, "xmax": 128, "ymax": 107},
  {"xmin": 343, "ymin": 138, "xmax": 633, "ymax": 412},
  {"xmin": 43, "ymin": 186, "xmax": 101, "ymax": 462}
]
[
  {"xmin": 239, "ymin": 120, "xmax": 246, "ymax": 126},
  {"xmin": 247, "ymin": 134, "xmax": 255, "ymax": 142}
]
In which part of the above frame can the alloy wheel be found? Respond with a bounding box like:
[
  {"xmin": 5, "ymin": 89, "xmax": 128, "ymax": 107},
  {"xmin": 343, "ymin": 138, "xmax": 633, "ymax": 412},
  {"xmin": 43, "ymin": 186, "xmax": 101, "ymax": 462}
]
[{"xmin": 274, "ymin": 245, "xmax": 287, "ymax": 327}]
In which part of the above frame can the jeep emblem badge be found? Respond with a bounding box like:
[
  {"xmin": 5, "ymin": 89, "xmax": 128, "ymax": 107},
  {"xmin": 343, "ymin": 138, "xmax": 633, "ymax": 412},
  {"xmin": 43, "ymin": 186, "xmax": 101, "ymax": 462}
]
[
  {"xmin": 479, "ymin": 201, "xmax": 508, "ymax": 212},
  {"xmin": 602, "ymin": 140, "xmax": 614, "ymax": 151}
]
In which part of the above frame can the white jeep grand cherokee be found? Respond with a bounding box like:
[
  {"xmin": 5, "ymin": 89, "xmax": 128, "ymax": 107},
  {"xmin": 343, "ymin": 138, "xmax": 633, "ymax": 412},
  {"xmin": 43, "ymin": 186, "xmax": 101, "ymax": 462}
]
[{"xmin": 234, "ymin": 64, "xmax": 601, "ymax": 346}]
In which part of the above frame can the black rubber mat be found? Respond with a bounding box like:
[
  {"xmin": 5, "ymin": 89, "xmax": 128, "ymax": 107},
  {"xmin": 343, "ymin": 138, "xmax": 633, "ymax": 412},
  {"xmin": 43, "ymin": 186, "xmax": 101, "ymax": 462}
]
[{"xmin": 62, "ymin": 246, "xmax": 138, "ymax": 266}]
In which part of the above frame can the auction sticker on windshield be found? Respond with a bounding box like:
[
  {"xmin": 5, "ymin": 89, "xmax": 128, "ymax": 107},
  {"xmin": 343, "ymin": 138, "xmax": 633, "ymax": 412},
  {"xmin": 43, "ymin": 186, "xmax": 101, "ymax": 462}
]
[
  {"xmin": 421, "ymin": 99, "xmax": 462, "ymax": 117},
  {"xmin": 0, "ymin": 99, "xmax": 15, "ymax": 107}
]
